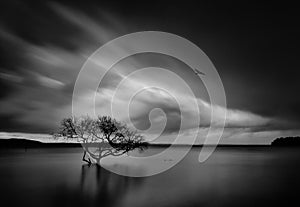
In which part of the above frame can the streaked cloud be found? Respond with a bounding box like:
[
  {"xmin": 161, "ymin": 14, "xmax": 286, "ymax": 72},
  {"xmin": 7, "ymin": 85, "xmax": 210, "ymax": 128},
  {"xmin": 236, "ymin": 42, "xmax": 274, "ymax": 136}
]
[{"xmin": 0, "ymin": 1, "xmax": 299, "ymax": 144}]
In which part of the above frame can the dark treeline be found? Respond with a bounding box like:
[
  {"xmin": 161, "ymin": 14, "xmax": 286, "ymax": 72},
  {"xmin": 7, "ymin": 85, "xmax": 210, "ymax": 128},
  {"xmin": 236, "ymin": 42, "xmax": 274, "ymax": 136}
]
[
  {"xmin": 271, "ymin": 137, "xmax": 300, "ymax": 146},
  {"xmin": 0, "ymin": 139, "xmax": 81, "ymax": 149}
]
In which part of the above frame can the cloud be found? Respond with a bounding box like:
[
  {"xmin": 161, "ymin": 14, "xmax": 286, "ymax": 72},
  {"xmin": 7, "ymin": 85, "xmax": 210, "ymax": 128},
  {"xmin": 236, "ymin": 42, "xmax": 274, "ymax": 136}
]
[
  {"xmin": 35, "ymin": 73, "xmax": 65, "ymax": 89},
  {"xmin": 82, "ymin": 66, "xmax": 273, "ymax": 138},
  {"xmin": 0, "ymin": 72, "xmax": 23, "ymax": 83},
  {"xmin": 0, "ymin": 1, "xmax": 299, "ymax": 144},
  {"xmin": 0, "ymin": 2, "xmax": 126, "ymax": 132}
]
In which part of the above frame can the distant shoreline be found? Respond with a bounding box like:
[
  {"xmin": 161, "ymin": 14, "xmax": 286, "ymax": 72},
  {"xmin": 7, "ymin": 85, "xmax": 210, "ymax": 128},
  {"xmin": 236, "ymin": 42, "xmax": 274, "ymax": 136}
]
[{"xmin": 0, "ymin": 138, "xmax": 274, "ymax": 149}]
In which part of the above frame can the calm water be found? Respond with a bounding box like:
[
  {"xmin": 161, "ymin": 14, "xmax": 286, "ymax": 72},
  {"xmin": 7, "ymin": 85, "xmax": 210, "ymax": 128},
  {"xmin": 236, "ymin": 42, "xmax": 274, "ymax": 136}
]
[{"xmin": 0, "ymin": 147, "xmax": 300, "ymax": 207}]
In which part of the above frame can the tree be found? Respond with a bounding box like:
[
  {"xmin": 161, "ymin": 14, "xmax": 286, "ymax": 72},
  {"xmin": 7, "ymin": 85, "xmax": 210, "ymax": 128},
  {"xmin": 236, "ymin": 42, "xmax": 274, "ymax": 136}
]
[
  {"xmin": 271, "ymin": 136, "xmax": 300, "ymax": 146},
  {"xmin": 58, "ymin": 115, "xmax": 147, "ymax": 164}
]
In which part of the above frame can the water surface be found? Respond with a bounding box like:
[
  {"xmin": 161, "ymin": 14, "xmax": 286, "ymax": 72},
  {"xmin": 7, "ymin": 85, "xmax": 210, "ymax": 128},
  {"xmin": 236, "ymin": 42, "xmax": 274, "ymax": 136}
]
[{"xmin": 0, "ymin": 147, "xmax": 299, "ymax": 207}]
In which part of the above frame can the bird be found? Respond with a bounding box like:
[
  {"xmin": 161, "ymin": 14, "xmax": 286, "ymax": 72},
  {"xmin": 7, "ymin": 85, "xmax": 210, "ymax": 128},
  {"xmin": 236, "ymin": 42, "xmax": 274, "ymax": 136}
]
[{"xmin": 193, "ymin": 68, "xmax": 205, "ymax": 76}]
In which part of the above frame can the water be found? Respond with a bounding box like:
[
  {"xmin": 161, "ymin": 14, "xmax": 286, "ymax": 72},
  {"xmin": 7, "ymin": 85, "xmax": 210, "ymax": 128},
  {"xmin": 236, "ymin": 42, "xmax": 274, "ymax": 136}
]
[{"xmin": 0, "ymin": 147, "xmax": 300, "ymax": 207}]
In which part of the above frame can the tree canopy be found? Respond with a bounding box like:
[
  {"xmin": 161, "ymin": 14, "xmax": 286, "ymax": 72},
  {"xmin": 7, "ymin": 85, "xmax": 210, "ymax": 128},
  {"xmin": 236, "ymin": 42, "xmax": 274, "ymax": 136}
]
[{"xmin": 58, "ymin": 115, "xmax": 147, "ymax": 164}]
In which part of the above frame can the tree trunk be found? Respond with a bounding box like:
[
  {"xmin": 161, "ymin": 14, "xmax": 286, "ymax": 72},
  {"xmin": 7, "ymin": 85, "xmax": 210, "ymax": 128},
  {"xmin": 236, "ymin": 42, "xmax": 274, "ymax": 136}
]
[{"xmin": 82, "ymin": 151, "xmax": 92, "ymax": 165}]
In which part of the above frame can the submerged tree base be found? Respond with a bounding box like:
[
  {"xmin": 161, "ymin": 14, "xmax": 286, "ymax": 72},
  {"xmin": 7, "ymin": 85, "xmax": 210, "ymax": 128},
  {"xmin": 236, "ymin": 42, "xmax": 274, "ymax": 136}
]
[{"xmin": 81, "ymin": 141, "xmax": 148, "ymax": 164}]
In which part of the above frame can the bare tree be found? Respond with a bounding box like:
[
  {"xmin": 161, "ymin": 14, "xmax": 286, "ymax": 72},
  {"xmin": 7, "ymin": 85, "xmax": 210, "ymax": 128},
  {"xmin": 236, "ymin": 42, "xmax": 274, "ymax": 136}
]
[{"xmin": 58, "ymin": 115, "xmax": 147, "ymax": 164}]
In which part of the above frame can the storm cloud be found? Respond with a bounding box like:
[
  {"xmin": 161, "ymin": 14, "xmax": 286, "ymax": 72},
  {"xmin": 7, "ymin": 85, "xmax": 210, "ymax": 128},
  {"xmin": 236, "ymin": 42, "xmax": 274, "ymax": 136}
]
[{"xmin": 0, "ymin": 0, "xmax": 299, "ymax": 144}]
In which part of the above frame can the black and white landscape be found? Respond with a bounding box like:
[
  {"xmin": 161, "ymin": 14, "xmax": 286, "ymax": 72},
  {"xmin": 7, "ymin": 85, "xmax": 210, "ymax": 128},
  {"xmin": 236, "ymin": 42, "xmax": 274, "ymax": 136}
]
[{"xmin": 0, "ymin": 1, "xmax": 300, "ymax": 207}]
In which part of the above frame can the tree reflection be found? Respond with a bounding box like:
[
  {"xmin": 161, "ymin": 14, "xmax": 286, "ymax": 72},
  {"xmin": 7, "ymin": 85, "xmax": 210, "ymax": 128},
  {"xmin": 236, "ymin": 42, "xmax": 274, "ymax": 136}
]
[{"xmin": 79, "ymin": 164, "xmax": 145, "ymax": 207}]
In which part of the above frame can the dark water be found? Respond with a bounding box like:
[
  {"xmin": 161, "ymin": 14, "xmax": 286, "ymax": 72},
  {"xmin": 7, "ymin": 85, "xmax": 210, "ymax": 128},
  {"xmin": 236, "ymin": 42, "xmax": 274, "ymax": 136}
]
[{"xmin": 1, "ymin": 147, "xmax": 300, "ymax": 207}]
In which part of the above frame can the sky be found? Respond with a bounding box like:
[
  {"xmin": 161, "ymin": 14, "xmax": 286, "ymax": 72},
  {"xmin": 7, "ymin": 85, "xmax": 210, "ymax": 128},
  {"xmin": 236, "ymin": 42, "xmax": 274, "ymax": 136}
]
[{"xmin": 0, "ymin": 0, "xmax": 300, "ymax": 144}]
